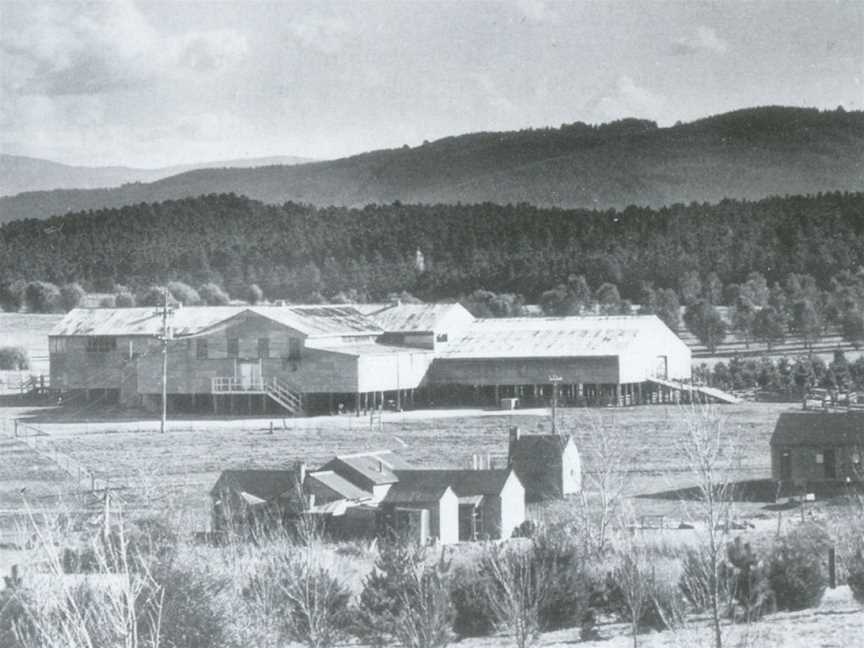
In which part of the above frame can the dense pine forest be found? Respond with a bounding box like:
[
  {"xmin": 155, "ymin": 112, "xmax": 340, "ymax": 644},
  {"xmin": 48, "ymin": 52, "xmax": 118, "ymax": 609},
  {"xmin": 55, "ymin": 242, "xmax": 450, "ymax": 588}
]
[{"xmin": 1, "ymin": 191, "xmax": 862, "ymax": 303}]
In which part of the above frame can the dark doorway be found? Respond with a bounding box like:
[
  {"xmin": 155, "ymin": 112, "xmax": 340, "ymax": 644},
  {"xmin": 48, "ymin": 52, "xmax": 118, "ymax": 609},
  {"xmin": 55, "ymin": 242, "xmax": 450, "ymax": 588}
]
[
  {"xmin": 780, "ymin": 451, "xmax": 792, "ymax": 481},
  {"xmin": 823, "ymin": 448, "xmax": 837, "ymax": 479}
]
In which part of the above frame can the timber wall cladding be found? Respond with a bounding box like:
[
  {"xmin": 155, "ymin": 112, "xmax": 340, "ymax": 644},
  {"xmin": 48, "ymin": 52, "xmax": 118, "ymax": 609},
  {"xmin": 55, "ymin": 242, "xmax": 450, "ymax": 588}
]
[
  {"xmin": 427, "ymin": 356, "xmax": 620, "ymax": 386},
  {"xmin": 49, "ymin": 336, "xmax": 150, "ymax": 389}
]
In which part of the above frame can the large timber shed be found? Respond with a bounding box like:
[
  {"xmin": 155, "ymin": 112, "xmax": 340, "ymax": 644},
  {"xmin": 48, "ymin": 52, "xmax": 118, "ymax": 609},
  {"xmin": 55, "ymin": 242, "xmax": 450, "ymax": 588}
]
[
  {"xmin": 770, "ymin": 410, "xmax": 864, "ymax": 490},
  {"xmin": 427, "ymin": 315, "xmax": 691, "ymax": 406}
]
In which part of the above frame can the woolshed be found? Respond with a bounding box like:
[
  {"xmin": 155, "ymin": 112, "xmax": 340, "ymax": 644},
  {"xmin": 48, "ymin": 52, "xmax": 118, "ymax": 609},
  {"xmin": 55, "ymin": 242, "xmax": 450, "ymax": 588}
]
[
  {"xmin": 428, "ymin": 315, "xmax": 691, "ymax": 407},
  {"xmin": 770, "ymin": 410, "xmax": 864, "ymax": 492},
  {"xmin": 507, "ymin": 427, "xmax": 581, "ymax": 501},
  {"xmin": 49, "ymin": 305, "xmax": 439, "ymax": 415}
]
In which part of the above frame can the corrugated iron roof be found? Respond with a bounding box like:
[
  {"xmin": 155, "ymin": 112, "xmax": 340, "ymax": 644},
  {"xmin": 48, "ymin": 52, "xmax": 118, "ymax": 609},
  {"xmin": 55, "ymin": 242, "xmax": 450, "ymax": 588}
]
[
  {"xmin": 357, "ymin": 302, "xmax": 471, "ymax": 333},
  {"xmin": 306, "ymin": 470, "xmax": 372, "ymax": 501},
  {"xmin": 381, "ymin": 481, "xmax": 453, "ymax": 505},
  {"xmin": 320, "ymin": 450, "xmax": 414, "ymax": 485},
  {"xmin": 509, "ymin": 435, "xmax": 571, "ymax": 465},
  {"xmin": 392, "ymin": 469, "xmax": 515, "ymax": 497},
  {"xmin": 770, "ymin": 411, "xmax": 864, "ymax": 446},
  {"xmin": 308, "ymin": 341, "xmax": 436, "ymax": 357},
  {"xmin": 51, "ymin": 305, "xmax": 381, "ymax": 338},
  {"xmin": 438, "ymin": 315, "xmax": 666, "ymax": 359},
  {"xmin": 210, "ymin": 469, "xmax": 298, "ymax": 501}
]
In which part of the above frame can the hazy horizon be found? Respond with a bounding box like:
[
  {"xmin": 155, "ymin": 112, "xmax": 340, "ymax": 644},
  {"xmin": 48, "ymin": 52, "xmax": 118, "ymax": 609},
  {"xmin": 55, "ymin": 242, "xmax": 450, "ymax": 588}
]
[{"xmin": 2, "ymin": 0, "xmax": 861, "ymax": 168}]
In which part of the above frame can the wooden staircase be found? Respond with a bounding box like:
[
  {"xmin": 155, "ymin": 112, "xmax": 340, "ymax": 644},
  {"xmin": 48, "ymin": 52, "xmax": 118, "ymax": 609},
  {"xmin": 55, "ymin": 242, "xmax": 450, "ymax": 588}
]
[{"xmin": 265, "ymin": 377, "xmax": 303, "ymax": 415}]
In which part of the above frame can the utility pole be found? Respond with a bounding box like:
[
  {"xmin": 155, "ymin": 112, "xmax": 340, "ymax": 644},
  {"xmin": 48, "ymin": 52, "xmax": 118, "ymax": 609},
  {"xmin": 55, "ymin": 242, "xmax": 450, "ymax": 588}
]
[
  {"xmin": 156, "ymin": 289, "xmax": 174, "ymax": 434},
  {"xmin": 549, "ymin": 374, "xmax": 562, "ymax": 435}
]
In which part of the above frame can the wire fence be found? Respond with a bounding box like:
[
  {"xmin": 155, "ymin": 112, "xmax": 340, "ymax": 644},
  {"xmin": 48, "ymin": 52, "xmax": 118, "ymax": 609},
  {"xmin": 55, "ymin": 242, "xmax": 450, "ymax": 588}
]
[{"xmin": 8, "ymin": 418, "xmax": 113, "ymax": 496}]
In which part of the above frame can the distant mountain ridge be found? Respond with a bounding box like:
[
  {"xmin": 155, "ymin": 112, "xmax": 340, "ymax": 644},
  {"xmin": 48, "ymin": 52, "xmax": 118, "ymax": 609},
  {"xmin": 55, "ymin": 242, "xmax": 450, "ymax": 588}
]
[
  {"xmin": 1, "ymin": 106, "xmax": 862, "ymax": 223},
  {"xmin": 0, "ymin": 154, "xmax": 314, "ymax": 197}
]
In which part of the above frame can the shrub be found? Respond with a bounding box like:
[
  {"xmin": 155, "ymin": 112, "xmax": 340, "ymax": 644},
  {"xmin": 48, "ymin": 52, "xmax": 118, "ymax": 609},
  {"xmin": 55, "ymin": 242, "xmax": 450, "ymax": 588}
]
[
  {"xmin": 532, "ymin": 533, "xmax": 590, "ymax": 631},
  {"xmin": 114, "ymin": 291, "xmax": 136, "ymax": 307},
  {"xmin": 0, "ymin": 346, "xmax": 28, "ymax": 370},
  {"xmin": 845, "ymin": 550, "xmax": 864, "ymax": 605},
  {"xmin": 726, "ymin": 536, "xmax": 774, "ymax": 621},
  {"xmin": 245, "ymin": 283, "xmax": 264, "ymax": 305},
  {"xmin": 0, "ymin": 279, "xmax": 26, "ymax": 312},
  {"xmin": 167, "ymin": 280, "xmax": 202, "ymax": 306},
  {"xmin": 24, "ymin": 281, "xmax": 61, "ymax": 313},
  {"xmin": 245, "ymin": 549, "xmax": 351, "ymax": 648},
  {"xmin": 391, "ymin": 550, "xmax": 453, "ymax": 648},
  {"xmin": 59, "ymin": 283, "xmax": 86, "ymax": 311},
  {"xmin": 768, "ymin": 525, "xmax": 828, "ymax": 610},
  {"xmin": 512, "ymin": 519, "xmax": 537, "ymax": 538},
  {"xmin": 139, "ymin": 558, "xmax": 234, "ymax": 648},
  {"xmin": 138, "ymin": 285, "xmax": 179, "ymax": 307},
  {"xmin": 98, "ymin": 295, "xmax": 116, "ymax": 307},
  {"xmin": 199, "ymin": 282, "xmax": 231, "ymax": 305},
  {"xmin": 353, "ymin": 542, "xmax": 427, "ymax": 646},
  {"xmin": 450, "ymin": 566, "xmax": 496, "ymax": 638}
]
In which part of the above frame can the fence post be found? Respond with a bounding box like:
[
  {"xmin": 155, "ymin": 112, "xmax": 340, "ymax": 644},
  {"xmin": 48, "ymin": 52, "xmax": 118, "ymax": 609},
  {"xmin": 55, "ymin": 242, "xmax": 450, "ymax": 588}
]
[
  {"xmin": 13, "ymin": 419, "xmax": 17, "ymax": 438},
  {"xmin": 828, "ymin": 547, "xmax": 836, "ymax": 589}
]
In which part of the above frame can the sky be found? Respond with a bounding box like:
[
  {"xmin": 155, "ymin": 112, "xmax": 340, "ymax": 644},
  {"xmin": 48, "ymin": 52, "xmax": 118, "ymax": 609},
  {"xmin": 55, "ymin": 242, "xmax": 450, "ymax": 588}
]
[{"xmin": 1, "ymin": 0, "xmax": 861, "ymax": 168}]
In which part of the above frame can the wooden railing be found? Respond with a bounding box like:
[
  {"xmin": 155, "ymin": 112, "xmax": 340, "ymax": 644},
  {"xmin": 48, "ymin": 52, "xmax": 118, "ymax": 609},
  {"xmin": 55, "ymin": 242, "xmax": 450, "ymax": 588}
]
[
  {"xmin": 210, "ymin": 375, "xmax": 303, "ymax": 414},
  {"xmin": 211, "ymin": 376, "xmax": 265, "ymax": 393}
]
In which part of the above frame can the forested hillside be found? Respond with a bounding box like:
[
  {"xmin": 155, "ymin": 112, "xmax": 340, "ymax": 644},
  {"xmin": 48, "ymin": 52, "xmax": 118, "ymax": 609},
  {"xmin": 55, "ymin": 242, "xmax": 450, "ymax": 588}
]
[
  {"xmin": 2, "ymin": 106, "xmax": 862, "ymax": 223},
  {"xmin": 0, "ymin": 154, "xmax": 313, "ymax": 198},
  {"xmin": 1, "ymin": 191, "xmax": 862, "ymax": 301}
]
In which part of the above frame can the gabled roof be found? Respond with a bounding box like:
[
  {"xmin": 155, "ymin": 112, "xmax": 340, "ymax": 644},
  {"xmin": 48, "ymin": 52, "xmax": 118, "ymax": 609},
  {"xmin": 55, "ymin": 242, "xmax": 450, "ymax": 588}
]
[
  {"xmin": 51, "ymin": 305, "xmax": 380, "ymax": 338},
  {"xmin": 437, "ymin": 315, "xmax": 676, "ymax": 359},
  {"xmin": 210, "ymin": 469, "xmax": 298, "ymax": 501},
  {"xmin": 391, "ymin": 469, "xmax": 516, "ymax": 499},
  {"xmin": 509, "ymin": 435, "xmax": 573, "ymax": 467},
  {"xmin": 770, "ymin": 411, "xmax": 864, "ymax": 446},
  {"xmin": 382, "ymin": 482, "xmax": 454, "ymax": 505},
  {"xmin": 357, "ymin": 302, "xmax": 472, "ymax": 333},
  {"xmin": 306, "ymin": 470, "xmax": 371, "ymax": 501},
  {"xmin": 320, "ymin": 450, "xmax": 413, "ymax": 485}
]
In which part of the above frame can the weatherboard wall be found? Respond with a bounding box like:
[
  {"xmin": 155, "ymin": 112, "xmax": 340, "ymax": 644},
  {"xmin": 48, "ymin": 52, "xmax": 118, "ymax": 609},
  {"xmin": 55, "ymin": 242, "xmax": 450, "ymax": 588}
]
[{"xmin": 426, "ymin": 355, "xmax": 620, "ymax": 386}]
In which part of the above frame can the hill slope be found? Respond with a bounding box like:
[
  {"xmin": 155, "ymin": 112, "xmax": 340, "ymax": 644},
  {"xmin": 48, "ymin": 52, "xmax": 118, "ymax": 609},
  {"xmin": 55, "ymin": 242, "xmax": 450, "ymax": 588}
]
[
  {"xmin": 1, "ymin": 106, "xmax": 862, "ymax": 223},
  {"xmin": 0, "ymin": 154, "xmax": 313, "ymax": 198}
]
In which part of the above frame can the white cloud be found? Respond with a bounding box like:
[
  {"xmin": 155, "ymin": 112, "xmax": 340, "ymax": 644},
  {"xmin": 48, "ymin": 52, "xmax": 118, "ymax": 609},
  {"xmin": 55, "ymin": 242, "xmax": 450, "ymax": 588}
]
[
  {"xmin": 672, "ymin": 25, "xmax": 729, "ymax": 55},
  {"xmin": 591, "ymin": 76, "xmax": 666, "ymax": 122},
  {"xmin": 287, "ymin": 14, "xmax": 350, "ymax": 54},
  {"xmin": 1, "ymin": 0, "xmax": 248, "ymax": 96},
  {"xmin": 514, "ymin": 0, "xmax": 558, "ymax": 23}
]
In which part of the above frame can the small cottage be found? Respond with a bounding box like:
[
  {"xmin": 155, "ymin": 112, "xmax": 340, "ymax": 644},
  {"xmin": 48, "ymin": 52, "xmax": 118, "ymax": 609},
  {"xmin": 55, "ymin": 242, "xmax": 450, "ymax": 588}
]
[
  {"xmin": 379, "ymin": 481, "xmax": 459, "ymax": 545},
  {"xmin": 389, "ymin": 468, "xmax": 525, "ymax": 541},
  {"xmin": 210, "ymin": 468, "xmax": 301, "ymax": 533},
  {"xmin": 507, "ymin": 427, "xmax": 581, "ymax": 501},
  {"xmin": 770, "ymin": 410, "xmax": 864, "ymax": 492}
]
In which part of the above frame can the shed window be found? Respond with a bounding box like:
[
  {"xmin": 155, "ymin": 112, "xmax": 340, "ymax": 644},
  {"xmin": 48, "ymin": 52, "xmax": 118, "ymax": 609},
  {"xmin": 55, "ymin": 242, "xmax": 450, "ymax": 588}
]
[
  {"xmin": 227, "ymin": 337, "xmax": 239, "ymax": 358},
  {"xmin": 86, "ymin": 337, "xmax": 116, "ymax": 352},
  {"xmin": 815, "ymin": 453, "xmax": 824, "ymax": 464},
  {"xmin": 436, "ymin": 333, "xmax": 448, "ymax": 343},
  {"xmin": 196, "ymin": 339, "xmax": 208, "ymax": 360},
  {"xmin": 49, "ymin": 338, "xmax": 67, "ymax": 353},
  {"xmin": 258, "ymin": 337, "xmax": 269, "ymax": 359}
]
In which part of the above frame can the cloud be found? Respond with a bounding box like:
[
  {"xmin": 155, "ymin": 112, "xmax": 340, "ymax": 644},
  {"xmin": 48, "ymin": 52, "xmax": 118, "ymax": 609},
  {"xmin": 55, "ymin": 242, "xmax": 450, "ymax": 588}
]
[
  {"xmin": 1, "ymin": 1, "xmax": 248, "ymax": 96},
  {"xmin": 672, "ymin": 26, "xmax": 729, "ymax": 55},
  {"xmin": 287, "ymin": 14, "xmax": 350, "ymax": 54},
  {"xmin": 514, "ymin": 0, "xmax": 558, "ymax": 23},
  {"xmin": 589, "ymin": 76, "xmax": 666, "ymax": 123}
]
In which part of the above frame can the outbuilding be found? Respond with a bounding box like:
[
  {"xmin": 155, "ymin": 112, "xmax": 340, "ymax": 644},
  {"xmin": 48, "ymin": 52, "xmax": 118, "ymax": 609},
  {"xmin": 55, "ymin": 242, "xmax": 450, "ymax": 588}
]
[
  {"xmin": 770, "ymin": 410, "xmax": 864, "ymax": 492},
  {"xmin": 507, "ymin": 427, "xmax": 581, "ymax": 501}
]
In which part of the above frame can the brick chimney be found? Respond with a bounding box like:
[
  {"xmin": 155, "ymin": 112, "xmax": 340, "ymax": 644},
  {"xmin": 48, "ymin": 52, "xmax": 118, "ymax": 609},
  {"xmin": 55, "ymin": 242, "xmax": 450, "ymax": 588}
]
[{"xmin": 508, "ymin": 426, "xmax": 520, "ymax": 466}]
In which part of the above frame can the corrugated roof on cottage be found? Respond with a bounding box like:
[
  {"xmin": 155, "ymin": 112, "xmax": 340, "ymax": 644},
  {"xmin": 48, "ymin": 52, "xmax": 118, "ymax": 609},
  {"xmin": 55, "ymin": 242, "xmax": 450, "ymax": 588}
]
[
  {"xmin": 320, "ymin": 450, "xmax": 414, "ymax": 486},
  {"xmin": 210, "ymin": 469, "xmax": 298, "ymax": 502},
  {"xmin": 770, "ymin": 411, "xmax": 864, "ymax": 446}
]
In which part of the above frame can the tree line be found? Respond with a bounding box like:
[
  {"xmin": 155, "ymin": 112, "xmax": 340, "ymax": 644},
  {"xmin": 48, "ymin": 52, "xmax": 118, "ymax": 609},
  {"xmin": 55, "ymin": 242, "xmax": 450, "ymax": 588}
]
[{"xmin": 1, "ymin": 192, "xmax": 862, "ymax": 338}]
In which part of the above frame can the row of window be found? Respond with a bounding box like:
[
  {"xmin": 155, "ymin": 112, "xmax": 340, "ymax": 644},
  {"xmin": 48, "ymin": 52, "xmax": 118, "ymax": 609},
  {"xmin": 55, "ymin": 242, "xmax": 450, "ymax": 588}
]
[
  {"xmin": 53, "ymin": 336, "xmax": 302, "ymax": 359},
  {"xmin": 194, "ymin": 337, "xmax": 301, "ymax": 360}
]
